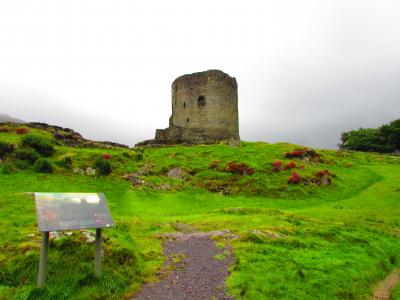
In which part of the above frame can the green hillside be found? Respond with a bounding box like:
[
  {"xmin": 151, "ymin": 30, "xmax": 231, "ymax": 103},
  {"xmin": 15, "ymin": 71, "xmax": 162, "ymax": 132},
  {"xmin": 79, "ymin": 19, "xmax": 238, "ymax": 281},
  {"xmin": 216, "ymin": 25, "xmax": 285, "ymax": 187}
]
[{"xmin": 0, "ymin": 123, "xmax": 399, "ymax": 299}]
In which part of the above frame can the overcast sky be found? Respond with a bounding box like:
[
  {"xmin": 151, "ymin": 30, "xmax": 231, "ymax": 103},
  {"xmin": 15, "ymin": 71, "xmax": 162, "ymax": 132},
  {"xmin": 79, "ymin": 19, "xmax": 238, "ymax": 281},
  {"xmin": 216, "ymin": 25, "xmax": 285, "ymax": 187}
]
[{"xmin": 1, "ymin": 1, "xmax": 399, "ymax": 148}]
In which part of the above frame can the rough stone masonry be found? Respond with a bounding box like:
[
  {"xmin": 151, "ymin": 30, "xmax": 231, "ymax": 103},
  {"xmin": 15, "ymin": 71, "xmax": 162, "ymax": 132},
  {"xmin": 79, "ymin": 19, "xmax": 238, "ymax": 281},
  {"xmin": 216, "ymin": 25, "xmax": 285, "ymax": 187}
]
[{"xmin": 137, "ymin": 70, "xmax": 240, "ymax": 145}]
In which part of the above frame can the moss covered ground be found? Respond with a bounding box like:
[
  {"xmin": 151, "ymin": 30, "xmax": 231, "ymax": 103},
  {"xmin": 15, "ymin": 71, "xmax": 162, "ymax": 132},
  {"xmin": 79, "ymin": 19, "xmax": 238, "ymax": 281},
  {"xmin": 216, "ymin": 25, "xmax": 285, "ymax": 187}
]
[{"xmin": 0, "ymin": 124, "xmax": 399, "ymax": 299}]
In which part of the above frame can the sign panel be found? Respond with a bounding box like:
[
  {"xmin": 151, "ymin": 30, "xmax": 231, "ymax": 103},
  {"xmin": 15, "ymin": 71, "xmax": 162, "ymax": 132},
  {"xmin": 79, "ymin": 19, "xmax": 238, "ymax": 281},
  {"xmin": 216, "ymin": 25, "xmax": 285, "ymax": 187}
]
[{"xmin": 35, "ymin": 193, "xmax": 114, "ymax": 231}]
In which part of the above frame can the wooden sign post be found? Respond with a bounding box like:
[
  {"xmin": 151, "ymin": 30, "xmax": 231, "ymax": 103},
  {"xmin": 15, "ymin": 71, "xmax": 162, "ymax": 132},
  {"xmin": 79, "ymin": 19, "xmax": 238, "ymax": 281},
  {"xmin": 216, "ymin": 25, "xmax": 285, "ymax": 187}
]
[{"xmin": 34, "ymin": 193, "xmax": 114, "ymax": 288}]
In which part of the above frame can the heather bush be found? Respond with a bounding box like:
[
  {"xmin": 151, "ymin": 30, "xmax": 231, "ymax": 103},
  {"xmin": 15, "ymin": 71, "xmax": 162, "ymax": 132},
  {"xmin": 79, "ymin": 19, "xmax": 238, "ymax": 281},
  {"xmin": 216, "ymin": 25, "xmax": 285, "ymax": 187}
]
[
  {"xmin": 33, "ymin": 158, "xmax": 53, "ymax": 173},
  {"xmin": 272, "ymin": 161, "xmax": 282, "ymax": 172},
  {"xmin": 21, "ymin": 134, "xmax": 54, "ymax": 157},
  {"xmin": 227, "ymin": 162, "xmax": 254, "ymax": 175},
  {"xmin": 283, "ymin": 161, "xmax": 296, "ymax": 170},
  {"xmin": 0, "ymin": 127, "xmax": 10, "ymax": 133},
  {"xmin": 288, "ymin": 172, "xmax": 301, "ymax": 184},
  {"xmin": 16, "ymin": 127, "xmax": 29, "ymax": 134}
]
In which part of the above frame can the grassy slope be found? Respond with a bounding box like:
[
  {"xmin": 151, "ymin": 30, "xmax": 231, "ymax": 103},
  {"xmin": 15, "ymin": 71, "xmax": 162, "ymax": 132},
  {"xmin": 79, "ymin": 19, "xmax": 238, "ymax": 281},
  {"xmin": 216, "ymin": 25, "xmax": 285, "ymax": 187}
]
[{"xmin": 0, "ymin": 126, "xmax": 399, "ymax": 299}]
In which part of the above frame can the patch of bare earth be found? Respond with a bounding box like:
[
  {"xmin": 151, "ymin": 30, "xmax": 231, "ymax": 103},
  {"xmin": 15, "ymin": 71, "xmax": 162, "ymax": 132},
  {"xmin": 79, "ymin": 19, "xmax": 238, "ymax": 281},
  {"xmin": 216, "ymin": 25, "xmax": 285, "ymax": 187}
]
[
  {"xmin": 373, "ymin": 269, "xmax": 400, "ymax": 300},
  {"xmin": 133, "ymin": 231, "xmax": 235, "ymax": 300}
]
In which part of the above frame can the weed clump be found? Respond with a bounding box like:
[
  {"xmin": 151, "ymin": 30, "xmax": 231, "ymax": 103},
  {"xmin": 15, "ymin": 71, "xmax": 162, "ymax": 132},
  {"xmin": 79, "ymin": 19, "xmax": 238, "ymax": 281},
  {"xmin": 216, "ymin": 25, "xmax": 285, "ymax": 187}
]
[
  {"xmin": 1, "ymin": 162, "xmax": 18, "ymax": 174},
  {"xmin": 57, "ymin": 156, "xmax": 73, "ymax": 169},
  {"xmin": 0, "ymin": 141, "xmax": 14, "ymax": 159},
  {"xmin": 12, "ymin": 160, "xmax": 31, "ymax": 170},
  {"xmin": 21, "ymin": 134, "xmax": 54, "ymax": 157},
  {"xmin": 34, "ymin": 158, "xmax": 53, "ymax": 173},
  {"xmin": 13, "ymin": 148, "xmax": 39, "ymax": 164}
]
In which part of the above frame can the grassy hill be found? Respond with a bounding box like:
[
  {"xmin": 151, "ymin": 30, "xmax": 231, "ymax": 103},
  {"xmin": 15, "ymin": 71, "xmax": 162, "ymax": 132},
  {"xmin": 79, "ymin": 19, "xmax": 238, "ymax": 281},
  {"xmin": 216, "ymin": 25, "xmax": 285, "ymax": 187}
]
[{"xmin": 0, "ymin": 123, "xmax": 399, "ymax": 299}]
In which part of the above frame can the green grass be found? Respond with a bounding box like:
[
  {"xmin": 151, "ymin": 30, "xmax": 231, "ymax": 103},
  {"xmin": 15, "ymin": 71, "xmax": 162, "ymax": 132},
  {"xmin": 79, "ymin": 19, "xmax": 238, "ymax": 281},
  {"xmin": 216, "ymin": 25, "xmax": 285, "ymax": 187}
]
[
  {"xmin": 393, "ymin": 284, "xmax": 400, "ymax": 300},
  {"xmin": 0, "ymin": 125, "xmax": 399, "ymax": 299}
]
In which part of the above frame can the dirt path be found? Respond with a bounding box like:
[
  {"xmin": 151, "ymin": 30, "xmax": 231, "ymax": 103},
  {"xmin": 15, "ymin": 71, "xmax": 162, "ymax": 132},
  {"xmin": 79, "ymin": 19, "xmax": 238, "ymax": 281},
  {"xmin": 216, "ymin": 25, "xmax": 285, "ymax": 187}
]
[
  {"xmin": 373, "ymin": 269, "xmax": 400, "ymax": 300},
  {"xmin": 133, "ymin": 232, "xmax": 234, "ymax": 300}
]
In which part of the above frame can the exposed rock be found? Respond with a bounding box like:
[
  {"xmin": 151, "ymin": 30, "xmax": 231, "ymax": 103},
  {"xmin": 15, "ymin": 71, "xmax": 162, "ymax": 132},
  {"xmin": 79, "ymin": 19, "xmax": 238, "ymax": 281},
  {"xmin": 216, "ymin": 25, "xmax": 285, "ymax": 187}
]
[
  {"xmin": 137, "ymin": 163, "xmax": 150, "ymax": 176},
  {"xmin": 81, "ymin": 230, "xmax": 96, "ymax": 243},
  {"xmin": 124, "ymin": 173, "xmax": 148, "ymax": 186},
  {"xmin": 86, "ymin": 167, "xmax": 96, "ymax": 176},
  {"xmin": 156, "ymin": 182, "xmax": 172, "ymax": 191},
  {"xmin": 248, "ymin": 230, "xmax": 282, "ymax": 239},
  {"xmin": 321, "ymin": 174, "xmax": 331, "ymax": 186},
  {"xmin": 171, "ymin": 222, "xmax": 195, "ymax": 233},
  {"xmin": 167, "ymin": 167, "xmax": 188, "ymax": 180},
  {"xmin": 73, "ymin": 167, "xmax": 85, "ymax": 175}
]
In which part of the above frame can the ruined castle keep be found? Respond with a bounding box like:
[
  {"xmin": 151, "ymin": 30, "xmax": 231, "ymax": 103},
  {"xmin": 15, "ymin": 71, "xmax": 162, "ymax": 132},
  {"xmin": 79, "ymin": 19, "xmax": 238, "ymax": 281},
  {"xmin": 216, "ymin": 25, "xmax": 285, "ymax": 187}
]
[{"xmin": 146, "ymin": 70, "xmax": 240, "ymax": 145}]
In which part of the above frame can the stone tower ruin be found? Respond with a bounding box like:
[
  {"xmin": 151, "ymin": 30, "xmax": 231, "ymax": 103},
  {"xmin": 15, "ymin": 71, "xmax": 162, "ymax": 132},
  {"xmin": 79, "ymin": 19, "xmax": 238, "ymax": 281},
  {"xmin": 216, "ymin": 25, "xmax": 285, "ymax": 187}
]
[{"xmin": 141, "ymin": 70, "xmax": 240, "ymax": 145}]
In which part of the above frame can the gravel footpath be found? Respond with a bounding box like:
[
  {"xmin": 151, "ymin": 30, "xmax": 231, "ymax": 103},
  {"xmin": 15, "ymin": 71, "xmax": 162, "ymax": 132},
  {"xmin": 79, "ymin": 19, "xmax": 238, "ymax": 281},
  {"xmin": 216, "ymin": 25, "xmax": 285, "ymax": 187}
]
[
  {"xmin": 133, "ymin": 232, "xmax": 234, "ymax": 300},
  {"xmin": 373, "ymin": 269, "xmax": 400, "ymax": 300}
]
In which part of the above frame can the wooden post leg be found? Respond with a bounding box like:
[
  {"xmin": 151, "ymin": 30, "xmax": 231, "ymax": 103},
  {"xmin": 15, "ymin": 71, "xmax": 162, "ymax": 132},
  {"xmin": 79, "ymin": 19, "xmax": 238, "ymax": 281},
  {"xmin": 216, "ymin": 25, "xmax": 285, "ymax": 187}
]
[
  {"xmin": 94, "ymin": 228, "xmax": 102, "ymax": 277},
  {"xmin": 38, "ymin": 231, "xmax": 49, "ymax": 288}
]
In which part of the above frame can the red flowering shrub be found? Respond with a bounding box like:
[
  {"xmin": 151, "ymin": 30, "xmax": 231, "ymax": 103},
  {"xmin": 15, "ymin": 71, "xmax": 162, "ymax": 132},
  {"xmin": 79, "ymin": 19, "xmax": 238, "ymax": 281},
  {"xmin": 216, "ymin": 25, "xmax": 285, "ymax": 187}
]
[
  {"xmin": 272, "ymin": 161, "xmax": 282, "ymax": 172},
  {"xmin": 103, "ymin": 154, "xmax": 112, "ymax": 160},
  {"xmin": 283, "ymin": 161, "xmax": 296, "ymax": 170},
  {"xmin": 247, "ymin": 167, "xmax": 254, "ymax": 175},
  {"xmin": 16, "ymin": 127, "xmax": 29, "ymax": 134},
  {"xmin": 227, "ymin": 162, "xmax": 254, "ymax": 175},
  {"xmin": 285, "ymin": 148, "xmax": 318, "ymax": 159},
  {"xmin": 316, "ymin": 169, "xmax": 330, "ymax": 177},
  {"xmin": 288, "ymin": 172, "xmax": 301, "ymax": 184},
  {"xmin": 208, "ymin": 160, "xmax": 220, "ymax": 169},
  {"xmin": 0, "ymin": 127, "xmax": 10, "ymax": 133}
]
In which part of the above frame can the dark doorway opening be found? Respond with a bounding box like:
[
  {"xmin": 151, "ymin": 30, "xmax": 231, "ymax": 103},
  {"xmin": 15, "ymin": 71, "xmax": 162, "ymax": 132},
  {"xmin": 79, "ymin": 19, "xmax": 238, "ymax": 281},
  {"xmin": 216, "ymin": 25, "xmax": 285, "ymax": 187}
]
[{"xmin": 198, "ymin": 96, "xmax": 206, "ymax": 106}]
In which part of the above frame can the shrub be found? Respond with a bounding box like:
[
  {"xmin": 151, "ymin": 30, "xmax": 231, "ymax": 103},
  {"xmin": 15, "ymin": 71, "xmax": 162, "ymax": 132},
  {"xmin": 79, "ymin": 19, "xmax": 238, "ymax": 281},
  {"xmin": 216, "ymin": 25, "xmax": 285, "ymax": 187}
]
[
  {"xmin": 33, "ymin": 158, "xmax": 53, "ymax": 173},
  {"xmin": 21, "ymin": 134, "xmax": 54, "ymax": 157},
  {"xmin": 103, "ymin": 154, "xmax": 112, "ymax": 160},
  {"xmin": 0, "ymin": 127, "xmax": 10, "ymax": 133},
  {"xmin": 0, "ymin": 141, "xmax": 14, "ymax": 158},
  {"xmin": 95, "ymin": 157, "xmax": 112, "ymax": 175},
  {"xmin": 57, "ymin": 156, "xmax": 73, "ymax": 169},
  {"xmin": 288, "ymin": 172, "xmax": 301, "ymax": 184},
  {"xmin": 16, "ymin": 127, "xmax": 29, "ymax": 134},
  {"xmin": 339, "ymin": 119, "xmax": 400, "ymax": 153},
  {"xmin": 14, "ymin": 148, "xmax": 39, "ymax": 164}
]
